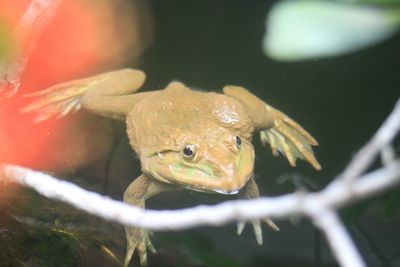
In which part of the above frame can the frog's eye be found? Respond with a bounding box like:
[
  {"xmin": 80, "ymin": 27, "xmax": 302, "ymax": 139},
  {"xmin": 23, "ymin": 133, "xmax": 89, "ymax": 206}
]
[
  {"xmin": 235, "ymin": 136, "xmax": 241, "ymax": 148},
  {"xmin": 182, "ymin": 144, "xmax": 197, "ymax": 160}
]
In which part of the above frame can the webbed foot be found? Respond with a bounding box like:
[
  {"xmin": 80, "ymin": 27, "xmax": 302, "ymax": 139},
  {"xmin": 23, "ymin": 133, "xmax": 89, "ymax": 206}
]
[
  {"xmin": 124, "ymin": 227, "xmax": 156, "ymax": 266},
  {"xmin": 237, "ymin": 218, "xmax": 279, "ymax": 245},
  {"xmin": 236, "ymin": 177, "xmax": 279, "ymax": 245},
  {"xmin": 222, "ymin": 85, "xmax": 321, "ymax": 170},
  {"xmin": 260, "ymin": 104, "xmax": 321, "ymax": 170},
  {"xmin": 21, "ymin": 76, "xmax": 107, "ymax": 122},
  {"xmin": 21, "ymin": 69, "xmax": 146, "ymax": 122}
]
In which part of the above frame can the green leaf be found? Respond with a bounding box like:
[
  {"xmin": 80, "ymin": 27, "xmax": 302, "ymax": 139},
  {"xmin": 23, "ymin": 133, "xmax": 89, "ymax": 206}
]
[{"xmin": 263, "ymin": 0, "xmax": 400, "ymax": 61}]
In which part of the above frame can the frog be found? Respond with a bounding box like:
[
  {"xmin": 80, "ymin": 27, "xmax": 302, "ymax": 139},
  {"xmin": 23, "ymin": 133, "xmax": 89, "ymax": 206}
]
[{"xmin": 23, "ymin": 69, "xmax": 321, "ymax": 266}]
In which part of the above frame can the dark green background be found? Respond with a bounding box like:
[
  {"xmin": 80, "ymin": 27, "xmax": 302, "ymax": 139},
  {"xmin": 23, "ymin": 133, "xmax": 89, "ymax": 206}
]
[{"xmin": 138, "ymin": 1, "xmax": 400, "ymax": 267}]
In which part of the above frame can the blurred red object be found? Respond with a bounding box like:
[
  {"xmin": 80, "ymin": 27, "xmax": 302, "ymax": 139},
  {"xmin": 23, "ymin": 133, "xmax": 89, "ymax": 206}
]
[{"xmin": 0, "ymin": 0, "xmax": 153, "ymax": 172}]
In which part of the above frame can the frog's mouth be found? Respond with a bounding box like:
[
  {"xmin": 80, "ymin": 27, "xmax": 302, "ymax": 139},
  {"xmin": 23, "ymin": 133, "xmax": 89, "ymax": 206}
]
[
  {"xmin": 169, "ymin": 164, "xmax": 253, "ymax": 195},
  {"xmin": 183, "ymin": 184, "xmax": 242, "ymax": 195},
  {"xmin": 146, "ymin": 164, "xmax": 251, "ymax": 194}
]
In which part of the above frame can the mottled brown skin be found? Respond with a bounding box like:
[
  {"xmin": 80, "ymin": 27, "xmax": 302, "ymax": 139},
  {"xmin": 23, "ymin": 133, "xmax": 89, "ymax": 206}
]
[
  {"xmin": 127, "ymin": 82, "xmax": 257, "ymax": 194},
  {"xmin": 24, "ymin": 69, "xmax": 321, "ymax": 266}
]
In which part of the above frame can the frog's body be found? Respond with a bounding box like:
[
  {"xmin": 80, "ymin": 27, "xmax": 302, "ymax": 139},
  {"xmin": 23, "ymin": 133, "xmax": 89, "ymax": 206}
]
[
  {"xmin": 24, "ymin": 69, "xmax": 321, "ymax": 266},
  {"xmin": 128, "ymin": 83, "xmax": 256, "ymax": 194}
]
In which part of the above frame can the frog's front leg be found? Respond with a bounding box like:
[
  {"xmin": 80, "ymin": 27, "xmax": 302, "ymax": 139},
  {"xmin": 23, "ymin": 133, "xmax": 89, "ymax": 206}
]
[
  {"xmin": 123, "ymin": 174, "xmax": 176, "ymax": 266},
  {"xmin": 223, "ymin": 86, "xmax": 321, "ymax": 170},
  {"xmin": 22, "ymin": 69, "xmax": 155, "ymax": 122},
  {"xmin": 237, "ymin": 177, "xmax": 279, "ymax": 245}
]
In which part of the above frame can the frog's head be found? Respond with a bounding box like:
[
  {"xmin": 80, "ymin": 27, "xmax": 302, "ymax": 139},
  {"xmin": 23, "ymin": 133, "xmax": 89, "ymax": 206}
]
[{"xmin": 141, "ymin": 131, "xmax": 255, "ymax": 195}]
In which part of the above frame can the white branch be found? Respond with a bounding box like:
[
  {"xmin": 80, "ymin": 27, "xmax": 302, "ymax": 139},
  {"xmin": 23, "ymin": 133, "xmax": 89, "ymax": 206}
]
[
  {"xmin": 0, "ymin": 0, "xmax": 61, "ymax": 97},
  {"xmin": 2, "ymin": 160, "xmax": 400, "ymax": 230},
  {"xmin": 312, "ymin": 210, "xmax": 366, "ymax": 267},
  {"xmin": 310, "ymin": 209, "xmax": 365, "ymax": 267},
  {"xmin": 1, "ymin": 98, "xmax": 399, "ymax": 267}
]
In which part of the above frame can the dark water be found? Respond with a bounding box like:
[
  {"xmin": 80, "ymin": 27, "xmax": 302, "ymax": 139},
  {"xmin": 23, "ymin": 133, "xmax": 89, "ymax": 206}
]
[
  {"xmin": 3, "ymin": 1, "xmax": 400, "ymax": 267},
  {"xmin": 139, "ymin": 1, "xmax": 400, "ymax": 267}
]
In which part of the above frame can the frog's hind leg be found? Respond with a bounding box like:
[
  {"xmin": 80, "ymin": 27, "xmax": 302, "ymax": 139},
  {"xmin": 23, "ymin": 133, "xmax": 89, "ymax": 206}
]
[
  {"xmin": 223, "ymin": 85, "xmax": 321, "ymax": 170},
  {"xmin": 123, "ymin": 174, "xmax": 177, "ymax": 266},
  {"xmin": 22, "ymin": 69, "xmax": 150, "ymax": 122}
]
